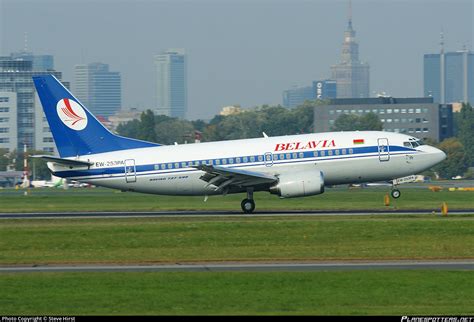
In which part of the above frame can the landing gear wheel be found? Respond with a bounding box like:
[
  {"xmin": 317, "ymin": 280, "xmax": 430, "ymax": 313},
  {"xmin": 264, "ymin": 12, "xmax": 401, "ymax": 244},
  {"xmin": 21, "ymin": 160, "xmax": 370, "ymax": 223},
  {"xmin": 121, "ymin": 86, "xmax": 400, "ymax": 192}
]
[
  {"xmin": 391, "ymin": 189, "xmax": 401, "ymax": 199},
  {"xmin": 241, "ymin": 198, "xmax": 256, "ymax": 214}
]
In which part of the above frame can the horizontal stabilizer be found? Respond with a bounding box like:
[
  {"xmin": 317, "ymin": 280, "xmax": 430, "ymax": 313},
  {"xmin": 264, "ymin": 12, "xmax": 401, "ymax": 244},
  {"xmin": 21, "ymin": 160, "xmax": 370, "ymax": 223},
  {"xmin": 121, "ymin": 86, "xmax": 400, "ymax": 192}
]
[{"xmin": 31, "ymin": 155, "xmax": 93, "ymax": 167}]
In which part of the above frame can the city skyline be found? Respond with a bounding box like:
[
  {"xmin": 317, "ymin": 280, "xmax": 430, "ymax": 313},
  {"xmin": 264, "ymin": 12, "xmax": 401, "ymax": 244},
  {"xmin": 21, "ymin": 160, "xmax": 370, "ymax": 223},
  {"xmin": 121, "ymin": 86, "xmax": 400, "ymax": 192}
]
[{"xmin": 0, "ymin": 0, "xmax": 472, "ymax": 120}]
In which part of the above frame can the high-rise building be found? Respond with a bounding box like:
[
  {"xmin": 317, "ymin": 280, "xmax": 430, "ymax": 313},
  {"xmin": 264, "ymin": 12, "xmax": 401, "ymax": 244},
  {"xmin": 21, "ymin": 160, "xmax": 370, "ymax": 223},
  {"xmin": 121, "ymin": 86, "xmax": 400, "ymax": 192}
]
[
  {"xmin": 74, "ymin": 63, "xmax": 121, "ymax": 118},
  {"xmin": 313, "ymin": 80, "xmax": 337, "ymax": 100},
  {"xmin": 0, "ymin": 93, "xmax": 17, "ymax": 152},
  {"xmin": 11, "ymin": 52, "xmax": 54, "ymax": 71},
  {"xmin": 0, "ymin": 54, "xmax": 65, "ymax": 153},
  {"xmin": 282, "ymin": 80, "xmax": 337, "ymax": 108},
  {"xmin": 154, "ymin": 49, "xmax": 187, "ymax": 119},
  {"xmin": 424, "ymin": 42, "xmax": 474, "ymax": 104},
  {"xmin": 282, "ymin": 86, "xmax": 314, "ymax": 108},
  {"xmin": 330, "ymin": 2, "xmax": 370, "ymax": 98}
]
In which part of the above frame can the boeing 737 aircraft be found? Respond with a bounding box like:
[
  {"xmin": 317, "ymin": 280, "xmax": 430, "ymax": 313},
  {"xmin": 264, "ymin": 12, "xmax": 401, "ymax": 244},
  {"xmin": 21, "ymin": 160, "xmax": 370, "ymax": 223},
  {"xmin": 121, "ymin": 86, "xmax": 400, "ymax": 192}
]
[{"xmin": 33, "ymin": 75, "xmax": 446, "ymax": 213}]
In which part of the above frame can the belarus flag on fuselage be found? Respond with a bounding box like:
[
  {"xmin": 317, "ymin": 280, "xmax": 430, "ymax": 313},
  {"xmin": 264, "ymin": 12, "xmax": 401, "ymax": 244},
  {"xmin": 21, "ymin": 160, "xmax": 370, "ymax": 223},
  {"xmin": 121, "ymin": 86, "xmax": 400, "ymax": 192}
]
[{"xmin": 353, "ymin": 139, "xmax": 364, "ymax": 145}]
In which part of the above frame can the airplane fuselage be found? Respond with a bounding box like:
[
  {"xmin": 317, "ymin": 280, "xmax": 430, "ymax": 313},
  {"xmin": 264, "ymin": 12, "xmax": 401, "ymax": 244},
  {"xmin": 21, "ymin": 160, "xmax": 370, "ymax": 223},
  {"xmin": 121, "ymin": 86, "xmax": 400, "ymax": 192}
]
[{"xmin": 49, "ymin": 131, "xmax": 445, "ymax": 196}]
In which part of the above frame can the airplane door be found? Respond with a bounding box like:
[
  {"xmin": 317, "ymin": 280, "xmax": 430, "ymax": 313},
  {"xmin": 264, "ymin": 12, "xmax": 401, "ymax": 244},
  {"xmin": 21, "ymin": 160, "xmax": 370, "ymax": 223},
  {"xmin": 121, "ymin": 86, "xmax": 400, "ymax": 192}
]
[
  {"xmin": 377, "ymin": 138, "xmax": 390, "ymax": 162},
  {"xmin": 264, "ymin": 152, "xmax": 273, "ymax": 167},
  {"xmin": 124, "ymin": 159, "xmax": 137, "ymax": 183}
]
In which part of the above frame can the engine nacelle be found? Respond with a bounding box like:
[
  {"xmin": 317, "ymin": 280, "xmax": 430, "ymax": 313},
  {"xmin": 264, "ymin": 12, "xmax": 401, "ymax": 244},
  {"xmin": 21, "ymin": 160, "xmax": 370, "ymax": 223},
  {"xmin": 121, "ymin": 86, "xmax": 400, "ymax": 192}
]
[{"xmin": 269, "ymin": 170, "xmax": 325, "ymax": 198}]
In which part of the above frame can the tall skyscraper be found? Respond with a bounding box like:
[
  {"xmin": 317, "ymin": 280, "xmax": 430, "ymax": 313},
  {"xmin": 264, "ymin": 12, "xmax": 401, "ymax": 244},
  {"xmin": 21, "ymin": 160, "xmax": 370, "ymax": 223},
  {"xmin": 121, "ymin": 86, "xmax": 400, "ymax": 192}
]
[
  {"xmin": 282, "ymin": 80, "xmax": 337, "ymax": 108},
  {"xmin": 74, "ymin": 63, "xmax": 121, "ymax": 118},
  {"xmin": 282, "ymin": 86, "xmax": 314, "ymax": 108},
  {"xmin": 0, "ymin": 53, "xmax": 65, "ymax": 153},
  {"xmin": 11, "ymin": 52, "xmax": 54, "ymax": 71},
  {"xmin": 424, "ymin": 37, "xmax": 474, "ymax": 104},
  {"xmin": 154, "ymin": 49, "xmax": 187, "ymax": 119},
  {"xmin": 330, "ymin": 1, "xmax": 370, "ymax": 98}
]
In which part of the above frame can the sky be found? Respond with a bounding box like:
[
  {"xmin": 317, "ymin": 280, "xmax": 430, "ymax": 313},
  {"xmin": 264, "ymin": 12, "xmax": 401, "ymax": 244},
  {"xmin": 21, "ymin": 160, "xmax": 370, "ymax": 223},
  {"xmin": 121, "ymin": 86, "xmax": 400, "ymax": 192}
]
[{"xmin": 0, "ymin": 0, "xmax": 472, "ymax": 120}]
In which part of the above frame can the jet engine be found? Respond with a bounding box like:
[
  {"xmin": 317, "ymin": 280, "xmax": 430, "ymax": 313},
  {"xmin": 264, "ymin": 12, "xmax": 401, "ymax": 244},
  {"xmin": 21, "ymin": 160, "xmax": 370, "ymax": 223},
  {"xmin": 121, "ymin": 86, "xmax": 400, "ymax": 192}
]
[{"xmin": 269, "ymin": 170, "xmax": 325, "ymax": 198}]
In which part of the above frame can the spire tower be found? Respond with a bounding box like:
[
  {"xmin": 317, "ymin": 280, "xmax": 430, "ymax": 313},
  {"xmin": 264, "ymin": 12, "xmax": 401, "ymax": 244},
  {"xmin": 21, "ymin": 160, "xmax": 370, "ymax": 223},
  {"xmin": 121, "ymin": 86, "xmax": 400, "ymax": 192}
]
[{"xmin": 330, "ymin": 0, "xmax": 370, "ymax": 98}]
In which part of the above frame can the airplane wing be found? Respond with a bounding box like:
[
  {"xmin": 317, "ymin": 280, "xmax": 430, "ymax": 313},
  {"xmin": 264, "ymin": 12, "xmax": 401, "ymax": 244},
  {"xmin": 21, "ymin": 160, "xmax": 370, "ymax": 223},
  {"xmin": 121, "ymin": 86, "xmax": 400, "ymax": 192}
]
[{"xmin": 195, "ymin": 164, "xmax": 277, "ymax": 192}]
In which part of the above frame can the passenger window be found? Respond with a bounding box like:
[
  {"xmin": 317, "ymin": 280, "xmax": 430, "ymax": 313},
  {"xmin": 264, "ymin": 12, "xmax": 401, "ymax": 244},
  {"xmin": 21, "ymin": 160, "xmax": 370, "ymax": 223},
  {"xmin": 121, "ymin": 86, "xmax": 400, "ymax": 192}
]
[
  {"xmin": 286, "ymin": 153, "xmax": 291, "ymax": 159},
  {"xmin": 292, "ymin": 153, "xmax": 297, "ymax": 159},
  {"xmin": 327, "ymin": 150, "xmax": 333, "ymax": 156},
  {"xmin": 222, "ymin": 159, "xmax": 227, "ymax": 165},
  {"xmin": 313, "ymin": 151, "xmax": 318, "ymax": 157},
  {"xmin": 215, "ymin": 159, "xmax": 221, "ymax": 165},
  {"xmin": 250, "ymin": 156, "xmax": 255, "ymax": 162},
  {"xmin": 236, "ymin": 157, "xmax": 241, "ymax": 163},
  {"xmin": 243, "ymin": 157, "xmax": 248, "ymax": 163},
  {"xmin": 258, "ymin": 155, "xmax": 263, "ymax": 162},
  {"xmin": 320, "ymin": 151, "xmax": 325, "ymax": 157},
  {"xmin": 299, "ymin": 152, "xmax": 304, "ymax": 158},
  {"xmin": 161, "ymin": 164, "xmax": 166, "ymax": 170}
]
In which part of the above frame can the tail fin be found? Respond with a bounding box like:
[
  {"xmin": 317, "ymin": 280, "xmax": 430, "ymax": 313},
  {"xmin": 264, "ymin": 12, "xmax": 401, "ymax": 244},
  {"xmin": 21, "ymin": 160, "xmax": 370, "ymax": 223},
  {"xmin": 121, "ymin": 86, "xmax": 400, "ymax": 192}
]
[{"xmin": 33, "ymin": 75, "xmax": 159, "ymax": 158}]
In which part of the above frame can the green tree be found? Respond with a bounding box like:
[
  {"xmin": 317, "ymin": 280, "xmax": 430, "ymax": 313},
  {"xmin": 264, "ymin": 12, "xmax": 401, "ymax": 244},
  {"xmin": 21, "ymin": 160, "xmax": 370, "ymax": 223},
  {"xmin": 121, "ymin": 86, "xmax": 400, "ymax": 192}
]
[
  {"xmin": 332, "ymin": 112, "xmax": 382, "ymax": 131},
  {"xmin": 360, "ymin": 113, "xmax": 383, "ymax": 131},
  {"xmin": 332, "ymin": 114, "xmax": 360, "ymax": 131},
  {"xmin": 434, "ymin": 137, "xmax": 467, "ymax": 179},
  {"xmin": 456, "ymin": 103, "xmax": 474, "ymax": 166},
  {"xmin": 138, "ymin": 110, "xmax": 158, "ymax": 143},
  {"xmin": 0, "ymin": 148, "xmax": 9, "ymax": 171},
  {"xmin": 155, "ymin": 118, "xmax": 195, "ymax": 145}
]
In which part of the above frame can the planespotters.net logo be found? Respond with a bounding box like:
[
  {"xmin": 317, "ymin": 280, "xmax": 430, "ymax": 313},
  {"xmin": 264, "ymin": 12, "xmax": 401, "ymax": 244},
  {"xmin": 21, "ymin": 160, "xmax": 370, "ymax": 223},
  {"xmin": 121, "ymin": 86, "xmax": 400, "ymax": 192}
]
[{"xmin": 56, "ymin": 98, "xmax": 88, "ymax": 130}]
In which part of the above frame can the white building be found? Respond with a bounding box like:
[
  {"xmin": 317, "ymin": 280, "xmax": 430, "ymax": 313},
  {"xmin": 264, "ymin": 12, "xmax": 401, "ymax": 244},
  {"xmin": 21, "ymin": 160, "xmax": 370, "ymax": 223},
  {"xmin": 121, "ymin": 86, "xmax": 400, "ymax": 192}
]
[
  {"xmin": 34, "ymin": 93, "xmax": 56, "ymax": 154},
  {"xmin": 0, "ymin": 92, "xmax": 17, "ymax": 152}
]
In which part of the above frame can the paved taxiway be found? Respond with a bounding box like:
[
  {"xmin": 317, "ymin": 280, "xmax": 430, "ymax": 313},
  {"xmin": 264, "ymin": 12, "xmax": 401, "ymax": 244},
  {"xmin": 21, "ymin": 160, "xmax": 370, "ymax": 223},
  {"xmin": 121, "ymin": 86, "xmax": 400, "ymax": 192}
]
[
  {"xmin": 1, "ymin": 209, "xmax": 473, "ymax": 219},
  {"xmin": 1, "ymin": 261, "xmax": 473, "ymax": 273}
]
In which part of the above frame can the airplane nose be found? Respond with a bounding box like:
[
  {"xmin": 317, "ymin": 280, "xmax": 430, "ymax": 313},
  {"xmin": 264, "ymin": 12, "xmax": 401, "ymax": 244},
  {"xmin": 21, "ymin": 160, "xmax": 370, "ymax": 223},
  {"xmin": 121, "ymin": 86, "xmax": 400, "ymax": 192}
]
[
  {"xmin": 427, "ymin": 146, "xmax": 446, "ymax": 164},
  {"xmin": 418, "ymin": 145, "xmax": 446, "ymax": 166},
  {"xmin": 437, "ymin": 148, "xmax": 447, "ymax": 162}
]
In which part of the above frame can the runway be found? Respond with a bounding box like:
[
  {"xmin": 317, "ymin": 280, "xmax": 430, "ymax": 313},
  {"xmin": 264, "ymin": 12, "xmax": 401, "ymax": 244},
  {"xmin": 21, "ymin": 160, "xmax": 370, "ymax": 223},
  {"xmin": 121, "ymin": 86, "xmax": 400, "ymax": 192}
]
[
  {"xmin": 1, "ymin": 209, "xmax": 473, "ymax": 219},
  {"xmin": 1, "ymin": 261, "xmax": 473, "ymax": 273}
]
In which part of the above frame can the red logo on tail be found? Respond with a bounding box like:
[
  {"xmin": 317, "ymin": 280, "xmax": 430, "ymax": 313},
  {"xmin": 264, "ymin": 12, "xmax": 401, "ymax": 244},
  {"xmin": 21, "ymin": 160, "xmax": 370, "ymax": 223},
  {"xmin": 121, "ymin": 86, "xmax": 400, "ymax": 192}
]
[
  {"xmin": 56, "ymin": 98, "xmax": 88, "ymax": 130},
  {"xmin": 61, "ymin": 99, "xmax": 85, "ymax": 125}
]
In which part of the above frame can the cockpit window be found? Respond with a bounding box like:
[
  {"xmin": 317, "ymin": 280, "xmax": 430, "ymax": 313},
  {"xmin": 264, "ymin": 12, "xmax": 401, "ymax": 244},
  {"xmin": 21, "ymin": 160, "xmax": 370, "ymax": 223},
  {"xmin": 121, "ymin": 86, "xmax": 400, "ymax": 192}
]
[{"xmin": 404, "ymin": 139, "xmax": 425, "ymax": 148}]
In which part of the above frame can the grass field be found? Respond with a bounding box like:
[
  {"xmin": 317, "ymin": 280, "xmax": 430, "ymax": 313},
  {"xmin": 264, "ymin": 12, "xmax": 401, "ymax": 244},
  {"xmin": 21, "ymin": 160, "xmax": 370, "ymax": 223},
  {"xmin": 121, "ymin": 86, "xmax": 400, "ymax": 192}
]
[
  {"xmin": 1, "ymin": 187, "xmax": 473, "ymax": 315},
  {"xmin": 0, "ymin": 186, "xmax": 473, "ymax": 213},
  {"xmin": 1, "ymin": 215, "xmax": 473, "ymax": 265},
  {"xmin": 1, "ymin": 271, "xmax": 473, "ymax": 315}
]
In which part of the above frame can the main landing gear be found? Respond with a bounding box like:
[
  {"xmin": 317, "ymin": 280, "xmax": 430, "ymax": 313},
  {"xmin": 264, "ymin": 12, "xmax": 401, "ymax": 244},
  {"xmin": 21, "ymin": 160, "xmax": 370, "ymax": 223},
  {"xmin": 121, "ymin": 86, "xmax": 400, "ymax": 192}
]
[
  {"xmin": 391, "ymin": 188, "xmax": 401, "ymax": 199},
  {"xmin": 241, "ymin": 188, "xmax": 255, "ymax": 214}
]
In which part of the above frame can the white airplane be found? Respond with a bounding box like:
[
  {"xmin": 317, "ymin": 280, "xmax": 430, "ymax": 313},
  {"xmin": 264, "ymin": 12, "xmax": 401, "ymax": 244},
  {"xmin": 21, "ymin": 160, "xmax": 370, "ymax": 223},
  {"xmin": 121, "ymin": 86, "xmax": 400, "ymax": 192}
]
[{"xmin": 33, "ymin": 75, "xmax": 446, "ymax": 213}]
